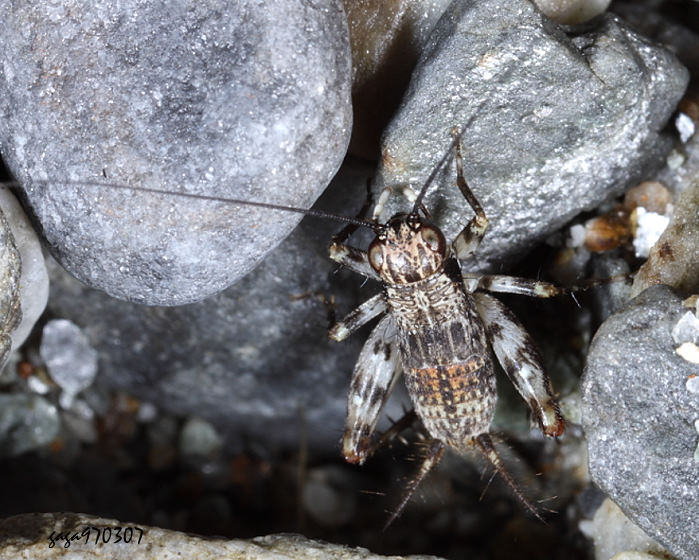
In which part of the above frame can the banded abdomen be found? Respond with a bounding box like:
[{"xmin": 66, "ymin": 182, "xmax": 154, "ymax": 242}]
[{"xmin": 385, "ymin": 262, "xmax": 496, "ymax": 449}]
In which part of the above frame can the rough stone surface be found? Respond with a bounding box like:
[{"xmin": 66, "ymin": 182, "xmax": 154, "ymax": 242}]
[
  {"xmin": 376, "ymin": 0, "xmax": 688, "ymax": 274},
  {"xmin": 0, "ymin": 512, "xmax": 443, "ymax": 559},
  {"xmin": 0, "ymin": 199, "xmax": 22, "ymax": 369},
  {"xmin": 579, "ymin": 498, "xmax": 670, "ymax": 560},
  {"xmin": 0, "ymin": 189, "xmax": 49, "ymax": 357},
  {"xmin": 581, "ymin": 285, "xmax": 699, "ymax": 560},
  {"xmin": 0, "ymin": 0, "xmax": 352, "ymax": 305},
  {"xmin": 631, "ymin": 178, "xmax": 699, "ymax": 299}
]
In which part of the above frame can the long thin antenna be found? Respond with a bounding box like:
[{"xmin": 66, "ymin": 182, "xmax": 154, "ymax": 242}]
[
  {"xmin": 412, "ymin": 102, "xmax": 488, "ymax": 214},
  {"xmin": 1, "ymin": 179, "xmax": 381, "ymax": 232}
]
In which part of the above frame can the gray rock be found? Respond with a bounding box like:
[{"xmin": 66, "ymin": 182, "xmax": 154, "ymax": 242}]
[
  {"xmin": 44, "ymin": 162, "xmax": 405, "ymax": 457},
  {"xmin": 376, "ymin": 0, "xmax": 688, "ymax": 273},
  {"xmin": 0, "ymin": 201, "xmax": 22, "ymax": 369},
  {"xmin": 0, "ymin": 189, "xmax": 49, "ymax": 360},
  {"xmin": 0, "ymin": 512, "xmax": 444, "ymax": 559},
  {"xmin": 0, "ymin": 394, "xmax": 60, "ymax": 457},
  {"xmin": 581, "ymin": 285, "xmax": 699, "ymax": 560},
  {"xmin": 0, "ymin": 0, "xmax": 352, "ymax": 305},
  {"xmin": 631, "ymin": 166, "xmax": 699, "ymax": 299}
]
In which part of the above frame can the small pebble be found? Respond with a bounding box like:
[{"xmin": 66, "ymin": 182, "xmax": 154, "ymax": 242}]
[
  {"xmin": 687, "ymin": 375, "xmax": 699, "ymax": 394},
  {"xmin": 0, "ymin": 394, "xmax": 60, "ymax": 456},
  {"xmin": 567, "ymin": 224, "xmax": 586, "ymax": 247},
  {"xmin": 179, "ymin": 417, "xmax": 223, "ymax": 457},
  {"xmin": 137, "ymin": 401, "xmax": 158, "ymax": 423},
  {"xmin": 672, "ymin": 311, "xmax": 699, "ymax": 345},
  {"xmin": 676, "ymin": 342, "xmax": 699, "ymax": 364},
  {"xmin": 675, "ymin": 112, "xmax": 695, "ymax": 143},
  {"xmin": 623, "ymin": 181, "xmax": 672, "ymax": 215},
  {"xmin": 533, "ymin": 0, "xmax": 610, "ymax": 24},
  {"xmin": 39, "ymin": 319, "xmax": 98, "ymax": 405},
  {"xmin": 631, "ymin": 207, "xmax": 670, "ymax": 258},
  {"xmin": 666, "ymin": 149, "xmax": 685, "ymax": 169}
]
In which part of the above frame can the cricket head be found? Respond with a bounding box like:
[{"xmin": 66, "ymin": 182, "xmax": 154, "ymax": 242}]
[{"xmin": 368, "ymin": 213, "xmax": 447, "ymax": 284}]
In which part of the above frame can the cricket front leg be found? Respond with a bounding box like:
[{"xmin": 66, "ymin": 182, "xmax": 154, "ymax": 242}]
[
  {"xmin": 329, "ymin": 293, "xmax": 386, "ymax": 342},
  {"xmin": 474, "ymin": 292, "xmax": 564, "ymax": 437},
  {"xmin": 328, "ymin": 241, "xmax": 381, "ymax": 281},
  {"xmin": 342, "ymin": 314, "xmax": 402, "ymax": 464},
  {"xmin": 451, "ymin": 139, "xmax": 489, "ymax": 259}
]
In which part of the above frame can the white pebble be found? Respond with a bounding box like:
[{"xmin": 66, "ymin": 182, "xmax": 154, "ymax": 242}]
[
  {"xmin": 632, "ymin": 207, "xmax": 669, "ymax": 258},
  {"xmin": 675, "ymin": 112, "xmax": 695, "ymax": 143},
  {"xmin": 672, "ymin": 311, "xmax": 699, "ymax": 345},
  {"xmin": 676, "ymin": 342, "xmax": 699, "ymax": 364},
  {"xmin": 687, "ymin": 376, "xmax": 699, "ymax": 394},
  {"xmin": 40, "ymin": 319, "xmax": 98, "ymax": 399}
]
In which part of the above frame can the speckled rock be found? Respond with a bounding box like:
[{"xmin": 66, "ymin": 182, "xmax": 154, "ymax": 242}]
[
  {"xmin": 581, "ymin": 285, "xmax": 699, "ymax": 560},
  {"xmin": 631, "ymin": 176, "xmax": 699, "ymax": 298},
  {"xmin": 0, "ymin": 199, "xmax": 22, "ymax": 369},
  {"xmin": 579, "ymin": 498, "xmax": 671, "ymax": 560},
  {"xmin": 376, "ymin": 0, "xmax": 688, "ymax": 274},
  {"xmin": 0, "ymin": 189, "xmax": 49, "ymax": 358},
  {"xmin": 0, "ymin": 0, "xmax": 352, "ymax": 305},
  {"xmin": 0, "ymin": 512, "xmax": 444, "ymax": 559}
]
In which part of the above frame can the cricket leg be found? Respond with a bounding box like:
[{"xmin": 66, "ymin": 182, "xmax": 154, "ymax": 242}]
[
  {"xmin": 383, "ymin": 438, "xmax": 446, "ymax": 530},
  {"xmin": 474, "ymin": 434, "xmax": 544, "ymax": 522},
  {"xmin": 474, "ymin": 292, "xmax": 565, "ymax": 438},
  {"xmin": 328, "ymin": 178, "xmax": 382, "ymax": 281},
  {"xmin": 462, "ymin": 273, "xmax": 564, "ymax": 298},
  {"xmin": 328, "ymin": 241, "xmax": 381, "ymax": 281},
  {"xmin": 343, "ymin": 315, "xmax": 402, "ymax": 465},
  {"xmin": 451, "ymin": 139, "xmax": 489, "ymax": 259},
  {"xmin": 356, "ymin": 408, "xmax": 418, "ymax": 460},
  {"xmin": 329, "ymin": 293, "xmax": 386, "ymax": 342}
]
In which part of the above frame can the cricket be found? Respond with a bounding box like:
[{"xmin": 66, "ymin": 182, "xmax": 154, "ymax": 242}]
[{"xmin": 3, "ymin": 133, "xmax": 566, "ymax": 528}]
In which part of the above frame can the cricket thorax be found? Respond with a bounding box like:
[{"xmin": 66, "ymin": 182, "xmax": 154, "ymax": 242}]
[{"xmin": 368, "ymin": 213, "xmax": 446, "ymax": 284}]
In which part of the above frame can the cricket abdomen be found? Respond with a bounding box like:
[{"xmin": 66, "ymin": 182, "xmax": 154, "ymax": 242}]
[
  {"xmin": 385, "ymin": 263, "xmax": 497, "ymax": 448},
  {"xmin": 404, "ymin": 358, "xmax": 496, "ymax": 448}
]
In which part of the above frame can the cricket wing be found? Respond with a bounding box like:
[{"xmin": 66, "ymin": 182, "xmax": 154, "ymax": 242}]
[
  {"xmin": 474, "ymin": 292, "xmax": 564, "ymax": 437},
  {"xmin": 343, "ymin": 314, "xmax": 401, "ymax": 464}
]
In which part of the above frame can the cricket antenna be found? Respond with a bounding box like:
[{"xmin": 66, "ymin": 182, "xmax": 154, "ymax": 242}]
[
  {"xmin": 411, "ymin": 103, "xmax": 487, "ymax": 215},
  {"xmin": 1, "ymin": 179, "xmax": 382, "ymax": 233},
  {"xmin": 474, "ymin": 433, "xmax": 546, "ymax": 523}
]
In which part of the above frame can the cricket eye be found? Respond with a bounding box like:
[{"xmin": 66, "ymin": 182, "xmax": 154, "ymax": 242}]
[
  {"xmin": 368, "ymin": 241, "xmax": 383, "ymax": 270},
  {"xmin": 420, "ymin": 225, "xmax": 445, "ymax": 253}
]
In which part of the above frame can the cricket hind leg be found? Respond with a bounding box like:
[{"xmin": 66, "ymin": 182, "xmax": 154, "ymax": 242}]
[
  {"xmin": 383, "ymin": 438, "xmax": 446, "ymax": 530},
  {"xmin": 474, "ymin": 433, "xmax": 545, "ymax": 522},
  {"xmin": 474, "ymin": 292, "xmax": 564, "ymax": 437}
]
